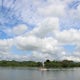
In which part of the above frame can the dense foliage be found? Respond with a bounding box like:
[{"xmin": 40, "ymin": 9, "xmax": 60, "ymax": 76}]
[
  {"xmin": 0, "ymin": 60, "xmax": 42, "ymax": 67},
  {"xmin": 44, "ymin": 60, "xmax": 80, "ymax": 68},
  {"xmin": 0, "ymin": 60, "xmax": 80, "ymax": 68}
]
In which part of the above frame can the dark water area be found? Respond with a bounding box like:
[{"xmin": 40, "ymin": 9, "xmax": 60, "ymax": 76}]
[{"xmin": 0, "ymin": 67, "xmax": 80, "ymax": 80}]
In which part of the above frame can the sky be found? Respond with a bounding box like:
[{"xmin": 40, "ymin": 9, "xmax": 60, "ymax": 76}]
[{"xmin": 0, "ymin": 0, "xmax": 80, "ymax": 62}]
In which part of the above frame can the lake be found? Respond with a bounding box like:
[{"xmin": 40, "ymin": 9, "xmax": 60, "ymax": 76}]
[{"xmin": 0, "ymin": 67, "xmax": 80, "ymax": 80}]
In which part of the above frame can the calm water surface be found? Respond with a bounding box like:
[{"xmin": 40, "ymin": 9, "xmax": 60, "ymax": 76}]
[{"xmin": 0, "ymin": 67, "xmax": 80, "ymax": 80}]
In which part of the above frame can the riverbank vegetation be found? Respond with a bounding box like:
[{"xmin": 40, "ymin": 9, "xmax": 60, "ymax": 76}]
[
  {"xmin": 0, "ymin": 60, "xmax": 80, "ymax": 68},
  {"xmin": 44, "ymin": 60, "xmax": 80, "ymax": 68},
  {"xmin": 0, "ymin": 60, "xmax": 42, "ymax": 67}
]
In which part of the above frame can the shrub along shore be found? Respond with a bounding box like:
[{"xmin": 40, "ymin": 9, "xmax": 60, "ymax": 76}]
[{"xmin": 0, "ymin": 60, "xmax": 80, "ymax": 68}]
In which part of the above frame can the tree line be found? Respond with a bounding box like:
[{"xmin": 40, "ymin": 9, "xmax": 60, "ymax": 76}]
[
  {"xmin": 0, "ymin": 60, "xmax": 42, "ymax": 67},
  {"xmin": 0, "ymin": 60, "xmax": 80, "ymax": 68},
  {"xmin": 44, "ymin": 60, "xmax": 80, "ymax": 68}
]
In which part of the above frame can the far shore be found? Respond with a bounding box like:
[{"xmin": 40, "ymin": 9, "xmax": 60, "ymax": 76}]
[{"xmin": 0, "ymin": 60, "xmax": 80, "ymax": 68}]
